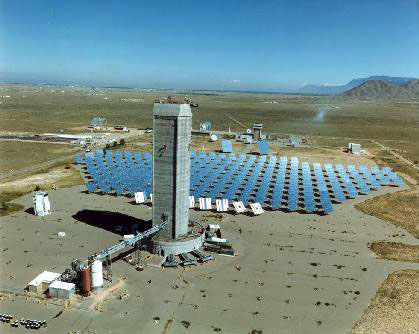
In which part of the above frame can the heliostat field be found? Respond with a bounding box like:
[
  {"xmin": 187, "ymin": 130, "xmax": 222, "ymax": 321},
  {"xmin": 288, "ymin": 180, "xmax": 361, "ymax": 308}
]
[{"xmin": 76, "ymin": 150, "xmax": 404, "ymax": 215}]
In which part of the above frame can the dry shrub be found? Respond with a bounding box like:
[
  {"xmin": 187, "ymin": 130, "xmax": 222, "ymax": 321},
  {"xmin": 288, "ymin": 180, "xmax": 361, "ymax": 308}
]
[
  {"xmin": 369, "ymin": 241, "xmax": 419, "ymax": 263},
  {"xmin": 356, "ymin": 188, "xmax": 419, "ymax": 238},
  {"xmin": 352, "ymin": 270, "xmax": 419, "ymax": 334}
]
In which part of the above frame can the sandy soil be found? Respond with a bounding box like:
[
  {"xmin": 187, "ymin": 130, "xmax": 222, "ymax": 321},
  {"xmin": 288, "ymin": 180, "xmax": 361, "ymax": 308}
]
[
  {"xmin": 0, "ymin": 184, "xmax": 418, "ymax": 333},
  {"xmin": 351, "ymin": 270, "xmax": 419, "ymax": 334},
  {"xmin": 369, "ymin": 242, "xmax": 419, "ymax": 263},
  {"xmin": 356, "ymin": 187, "xmax": 419, "ymax": 238},
  {"xmin": 89, "ymin": 279, "xmax": 125, "ymax": 312},
  {"xmin": 0, "ymin": 170, "xmax": 72, "ymax": 189}
]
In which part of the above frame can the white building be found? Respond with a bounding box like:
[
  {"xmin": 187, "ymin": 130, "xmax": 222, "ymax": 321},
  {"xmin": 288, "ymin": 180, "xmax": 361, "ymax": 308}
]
[
  {"xmin": 348, "ymin": 143, "xmax": 361, "ymax": 155},
  {"xmin": 27, "ymin": 271, "xmax": 61, "ymax": 293},
  {"xmin": 48, "ymin": 281, "xmax": 75, "ymax": 299}
]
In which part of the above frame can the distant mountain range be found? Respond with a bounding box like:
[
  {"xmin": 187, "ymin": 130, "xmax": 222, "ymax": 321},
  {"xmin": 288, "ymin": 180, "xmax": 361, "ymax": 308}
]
[
  {"xmin": 298, "ymin": 76, "xmax": 418, "ymax": 95},
  {"xmin": 340, "ymin": 79, "xmax": 419, "ymax": 100}
]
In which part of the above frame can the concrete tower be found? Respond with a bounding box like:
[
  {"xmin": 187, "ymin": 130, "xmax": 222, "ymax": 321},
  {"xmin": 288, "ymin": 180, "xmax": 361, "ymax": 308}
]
[
  {"xmin": 253, "ymin": 123, "xmax": 263, "ymax": 141},
  {"xmin": 152, "ymin": 103, "xmax": 192, "ymax": 240}
]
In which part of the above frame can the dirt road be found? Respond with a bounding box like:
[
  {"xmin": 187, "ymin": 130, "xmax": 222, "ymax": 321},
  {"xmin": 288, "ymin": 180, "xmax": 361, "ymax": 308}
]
[
  {"xmin": 0, "ymin": 154, "xmax": 75, "ymax": 181},
  {"xmin": 372, "ymin": 140, "xmax": 419, "ymax": 171}
]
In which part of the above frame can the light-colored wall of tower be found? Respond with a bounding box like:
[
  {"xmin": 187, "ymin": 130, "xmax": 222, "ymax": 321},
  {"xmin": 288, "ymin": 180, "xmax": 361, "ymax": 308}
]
[{"xmin": 152, "ymin": 103, "xmax": 192, "ymax": 239}]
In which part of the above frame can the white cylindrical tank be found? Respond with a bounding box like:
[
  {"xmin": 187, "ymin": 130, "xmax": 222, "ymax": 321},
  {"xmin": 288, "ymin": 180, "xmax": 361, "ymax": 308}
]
[
  {"xmin": 91, "ymin": 260, "xmax": 103, "ymax": 289},
  {"xmin": 210, "ymin": 134, "xmax": 218, "ymax": 142}
]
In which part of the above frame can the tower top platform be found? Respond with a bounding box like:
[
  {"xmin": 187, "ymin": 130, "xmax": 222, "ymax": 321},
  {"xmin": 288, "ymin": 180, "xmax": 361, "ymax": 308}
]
[{"xmin": 153, "ymin": 103, "xmax": 192, "ymax": 117}]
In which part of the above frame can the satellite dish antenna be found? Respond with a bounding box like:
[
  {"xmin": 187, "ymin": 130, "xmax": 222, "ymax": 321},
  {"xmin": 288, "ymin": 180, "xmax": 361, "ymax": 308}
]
[
  {"xmin": 201, "ymin": 122, "xmax": 209, "ymax": 131},
  {"xmin": 246, "ymin": 128, "xmax": 252, "ymax": 134}
]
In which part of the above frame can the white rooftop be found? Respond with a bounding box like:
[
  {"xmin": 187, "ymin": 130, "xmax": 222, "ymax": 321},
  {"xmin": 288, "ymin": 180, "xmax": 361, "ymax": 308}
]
[
  {"xmin": 49, "ymin": 280, "xmax": 75, "ymax": 291},
  {"xmin": 209, "ymin": 224, "xmax": 220, "ymax": 229},
  {"xmin": 210, "ymin": 237, "xmax": 227, "ymax": 243},
  {"xmin": 28, "ymin": 271, "xmax": 60, "ymax": 286},
  {"xmin": 43, "ymin": 133, "xmax": 93, "ymax": 139}
]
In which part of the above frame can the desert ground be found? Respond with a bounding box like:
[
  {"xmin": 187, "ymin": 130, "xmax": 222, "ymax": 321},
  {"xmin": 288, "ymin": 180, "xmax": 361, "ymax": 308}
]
[
  {"xmin": 1, "ymin": 85, "xmax": 418, "ymax": 169},
  {"xmin": 0, "ymin": 184, "xmax": 417, "ymax": 334},
  {"xmin": 0, "ymin": 85, "xmax": 418, "ymax": 333}
]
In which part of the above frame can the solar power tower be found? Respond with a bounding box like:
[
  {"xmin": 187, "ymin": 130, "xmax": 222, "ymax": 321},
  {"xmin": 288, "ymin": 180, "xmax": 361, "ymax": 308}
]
[{"xmin": 152, "ymin": 102, "xmax": 192, "ymax": 239}]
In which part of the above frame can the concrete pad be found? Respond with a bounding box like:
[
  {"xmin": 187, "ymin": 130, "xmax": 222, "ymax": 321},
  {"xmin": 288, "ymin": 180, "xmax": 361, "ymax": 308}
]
[{"xmin": 0, "ymin": 185, "xmax": 418, "ymax": 333}]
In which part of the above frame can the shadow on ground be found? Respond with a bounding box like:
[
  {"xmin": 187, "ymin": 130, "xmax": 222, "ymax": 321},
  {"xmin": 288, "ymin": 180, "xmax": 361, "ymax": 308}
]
[
  {"xmin": 24, "ymin": 207, "xmax": 35, "ymax": 215},
  {"xmin": 72, "ymin": 210, "xmax": 151, "ymax": 235}
]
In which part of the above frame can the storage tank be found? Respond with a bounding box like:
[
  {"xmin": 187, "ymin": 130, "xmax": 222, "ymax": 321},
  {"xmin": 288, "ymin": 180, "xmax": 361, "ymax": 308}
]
[
  {"xmin": 80, "ymin": 266, "xmax": 91, "ymax": 296},
  {"xmin": 210, "ymin": 134, "xmax": 218, "ymax": 142},
  {"xmin": 91, "ymin": 260, "xmax": 103, "ymax": 289}
]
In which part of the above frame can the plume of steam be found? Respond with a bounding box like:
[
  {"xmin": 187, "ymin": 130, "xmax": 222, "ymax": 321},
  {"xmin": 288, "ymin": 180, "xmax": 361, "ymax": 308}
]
[{"xmin": 314, "ymin": 105, "xmax": 331, "ymax": 122}]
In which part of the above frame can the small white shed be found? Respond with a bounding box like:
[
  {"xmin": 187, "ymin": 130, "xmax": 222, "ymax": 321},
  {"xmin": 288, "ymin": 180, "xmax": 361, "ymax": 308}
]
[
  {"xmin": 48, "ymin": 281, "xmax": 75, "ymax": 299},
  {"xmin": 349, "ymin": 143, "xmax": 361, "ymax": 154}
]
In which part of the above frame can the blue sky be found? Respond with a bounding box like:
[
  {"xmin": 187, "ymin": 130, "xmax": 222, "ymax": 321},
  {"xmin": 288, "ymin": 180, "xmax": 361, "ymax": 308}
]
[{"xmin": 1, "ymin": 0, "xmax": 418, "ymax": 91}]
